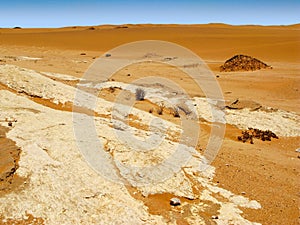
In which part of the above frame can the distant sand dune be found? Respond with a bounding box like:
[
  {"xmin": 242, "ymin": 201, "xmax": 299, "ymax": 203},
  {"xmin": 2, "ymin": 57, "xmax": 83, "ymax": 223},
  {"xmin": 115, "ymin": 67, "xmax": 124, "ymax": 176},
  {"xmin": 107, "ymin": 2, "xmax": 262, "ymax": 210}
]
[{"xmin": 0, "ymin": 24, "xmax": 299, "ymax": 62}]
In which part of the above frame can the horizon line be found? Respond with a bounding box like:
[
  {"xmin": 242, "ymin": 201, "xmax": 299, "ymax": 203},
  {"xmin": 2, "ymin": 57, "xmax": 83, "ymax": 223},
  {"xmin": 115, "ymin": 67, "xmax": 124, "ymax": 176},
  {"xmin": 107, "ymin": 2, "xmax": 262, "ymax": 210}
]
[{"xmin": 1, "ymin": 22, "xmax": 300, "ymax": 29}]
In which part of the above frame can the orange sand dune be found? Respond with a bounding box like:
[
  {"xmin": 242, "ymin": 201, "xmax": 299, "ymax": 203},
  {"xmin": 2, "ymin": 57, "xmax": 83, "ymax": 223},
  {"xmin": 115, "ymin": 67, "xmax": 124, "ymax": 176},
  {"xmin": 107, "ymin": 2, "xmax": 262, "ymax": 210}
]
[{"xmin": 1, "ymin": 24, "xmax": 299, "ymax": 62}]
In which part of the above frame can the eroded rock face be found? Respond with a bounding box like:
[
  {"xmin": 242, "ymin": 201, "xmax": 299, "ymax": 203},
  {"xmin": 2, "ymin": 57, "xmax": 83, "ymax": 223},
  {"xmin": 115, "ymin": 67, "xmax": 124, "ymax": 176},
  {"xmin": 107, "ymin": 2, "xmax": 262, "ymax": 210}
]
[
  {"xmin": 0, "ymin": 125, "xmax": 21, "ymax": 190},
  {"xmin": 220, "ymin": 54, "xmax": 272, "ymax": 72}
]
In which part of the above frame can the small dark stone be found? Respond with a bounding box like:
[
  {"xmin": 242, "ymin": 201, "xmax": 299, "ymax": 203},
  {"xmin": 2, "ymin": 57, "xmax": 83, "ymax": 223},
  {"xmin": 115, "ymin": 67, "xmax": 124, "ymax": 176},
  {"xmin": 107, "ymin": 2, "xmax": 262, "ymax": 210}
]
[
  {"xmin": 250, "ymin": 137, "xmax": 254, "ymax": 144},
  {"xmin": 170, "ymin": 197, "xmax": 181, "ymax": 206},
  {"xmin": 8, "ymin": 122, "xmax": 12, "ymax": 127}
]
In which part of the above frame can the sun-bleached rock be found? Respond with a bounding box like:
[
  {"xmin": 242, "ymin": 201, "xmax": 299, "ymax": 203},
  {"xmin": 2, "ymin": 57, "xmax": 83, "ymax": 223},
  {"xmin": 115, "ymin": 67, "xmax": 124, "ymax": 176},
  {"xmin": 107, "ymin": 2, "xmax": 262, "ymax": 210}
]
[
  {"xmin": 0, "ymin": 90, "xmax": 165, "ymax": 225},
  {"xmin": 193, "ymin": 97, "xmax": 300, "ymax": 137},
  {"xmin": 0, "ymin": 65, "xmax": 263, "ymax": 224}
]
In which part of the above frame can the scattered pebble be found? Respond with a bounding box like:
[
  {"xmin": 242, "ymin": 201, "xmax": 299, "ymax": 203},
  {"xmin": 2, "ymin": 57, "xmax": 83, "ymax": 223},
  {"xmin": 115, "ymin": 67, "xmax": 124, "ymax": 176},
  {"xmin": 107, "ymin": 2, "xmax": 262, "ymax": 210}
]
[
  {"xmin": 23, "ymin": 215, "xmax": 29, "ymax": 220},
  {"xmin": 295, "ymin": 148, "xmax": 300, "ymax": 153},
  {"xmin": 170, "ymin": 197, "xmax": 181, "ymax": 206},
  {"xmin": 211, "ymin": 215, "xmax": 218, "ymax": 219}
]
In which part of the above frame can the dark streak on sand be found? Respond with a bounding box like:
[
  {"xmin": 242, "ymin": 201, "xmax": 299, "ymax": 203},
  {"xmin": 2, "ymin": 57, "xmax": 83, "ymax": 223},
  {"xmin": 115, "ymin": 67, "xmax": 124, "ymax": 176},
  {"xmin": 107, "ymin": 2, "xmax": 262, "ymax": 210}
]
[{"xmin": 0, "ymin": 125, "xmax": 23, "ymax": 192}]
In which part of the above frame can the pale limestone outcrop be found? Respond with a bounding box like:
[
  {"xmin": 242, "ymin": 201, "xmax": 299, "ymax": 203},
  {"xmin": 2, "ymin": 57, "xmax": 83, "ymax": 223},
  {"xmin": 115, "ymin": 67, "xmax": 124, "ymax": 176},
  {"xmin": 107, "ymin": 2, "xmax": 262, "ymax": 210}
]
[{"xmin": 0, "ymin": 65, "xmax": 263, "ymax": 224}]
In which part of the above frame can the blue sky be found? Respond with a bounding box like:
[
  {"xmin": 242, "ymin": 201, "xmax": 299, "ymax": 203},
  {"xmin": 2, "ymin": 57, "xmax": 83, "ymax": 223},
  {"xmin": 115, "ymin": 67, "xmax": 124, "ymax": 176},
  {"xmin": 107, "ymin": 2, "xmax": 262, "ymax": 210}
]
[{"xmin": 0, "ymin": 0, "xmax": 299, "ymax": 27}]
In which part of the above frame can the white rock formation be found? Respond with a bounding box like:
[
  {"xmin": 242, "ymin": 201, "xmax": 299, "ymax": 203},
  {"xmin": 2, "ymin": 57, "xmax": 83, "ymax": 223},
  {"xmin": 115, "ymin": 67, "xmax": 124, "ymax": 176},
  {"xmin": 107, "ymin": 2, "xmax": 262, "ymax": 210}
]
[{"xmin": 0, "ymin": 65, "xmax": 263, "ymax": 224}]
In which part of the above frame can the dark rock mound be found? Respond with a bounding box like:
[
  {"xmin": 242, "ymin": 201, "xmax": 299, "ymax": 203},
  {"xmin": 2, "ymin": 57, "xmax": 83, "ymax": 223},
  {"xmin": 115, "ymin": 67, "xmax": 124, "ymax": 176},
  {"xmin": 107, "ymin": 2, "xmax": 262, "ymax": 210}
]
[{"xmin": 220, "ymin": 54, "xmax": 272, "ymax": 72}]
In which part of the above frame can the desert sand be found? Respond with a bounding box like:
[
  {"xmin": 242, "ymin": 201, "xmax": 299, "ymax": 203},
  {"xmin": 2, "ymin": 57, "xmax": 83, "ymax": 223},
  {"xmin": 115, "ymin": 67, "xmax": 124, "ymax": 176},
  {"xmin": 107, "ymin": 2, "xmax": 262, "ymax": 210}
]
[{"xmin": 0, "ymin": 24, "xmax": 299, "ymax": 225}]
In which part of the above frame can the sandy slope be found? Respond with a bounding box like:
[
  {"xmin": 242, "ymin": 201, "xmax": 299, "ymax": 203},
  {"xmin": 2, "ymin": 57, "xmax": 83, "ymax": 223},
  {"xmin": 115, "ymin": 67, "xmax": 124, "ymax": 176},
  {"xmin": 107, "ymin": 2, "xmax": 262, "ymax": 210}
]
[
  {"xmin": 0, "ymin": 24, "xmax": 299, "ymax": 112},
  {"xmin": 0, "ymin": 24, "xmax": 299, "ymax": 224}
]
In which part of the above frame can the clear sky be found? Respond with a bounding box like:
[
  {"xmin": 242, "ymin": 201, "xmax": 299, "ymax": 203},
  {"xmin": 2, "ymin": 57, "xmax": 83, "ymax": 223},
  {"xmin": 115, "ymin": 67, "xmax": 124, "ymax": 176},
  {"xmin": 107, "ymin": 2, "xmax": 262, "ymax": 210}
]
[{"xmin": 0, "ymin": 0, "xmax": 299, "ymax": 28}]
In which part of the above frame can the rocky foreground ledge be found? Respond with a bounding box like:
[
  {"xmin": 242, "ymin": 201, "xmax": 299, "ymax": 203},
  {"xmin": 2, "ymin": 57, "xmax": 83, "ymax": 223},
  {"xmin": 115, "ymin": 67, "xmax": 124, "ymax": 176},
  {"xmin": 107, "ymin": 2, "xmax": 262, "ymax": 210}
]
[{"xmin": 1, "ymin": 64, "xmax": 299, "ymax": 224}]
